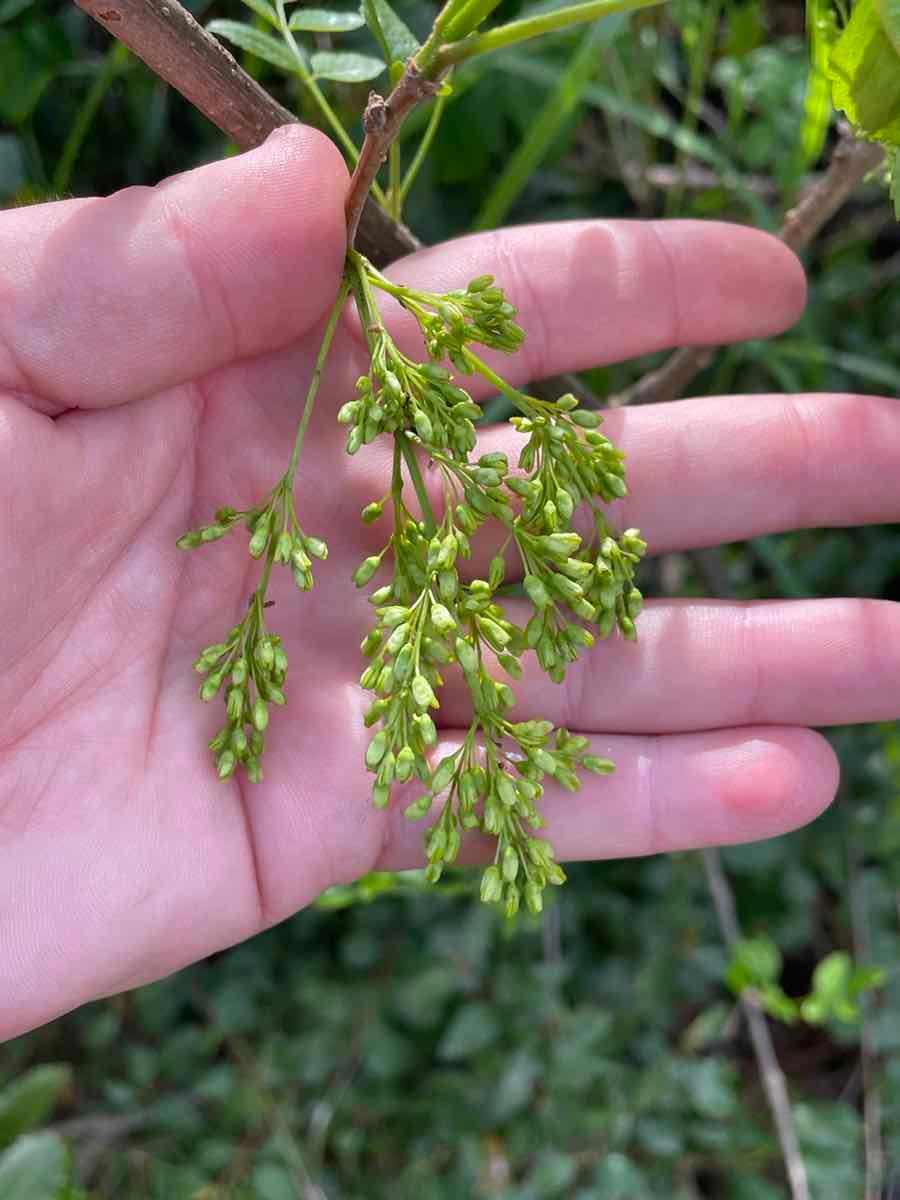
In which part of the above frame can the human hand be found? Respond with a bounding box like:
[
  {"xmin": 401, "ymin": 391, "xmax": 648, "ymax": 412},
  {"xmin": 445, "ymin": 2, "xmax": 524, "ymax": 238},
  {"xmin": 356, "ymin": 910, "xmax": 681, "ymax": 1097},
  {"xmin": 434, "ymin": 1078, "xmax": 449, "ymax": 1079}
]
[{"xmin": 3, "ymin": 126, "xmax": 897, "ymax": 1039}]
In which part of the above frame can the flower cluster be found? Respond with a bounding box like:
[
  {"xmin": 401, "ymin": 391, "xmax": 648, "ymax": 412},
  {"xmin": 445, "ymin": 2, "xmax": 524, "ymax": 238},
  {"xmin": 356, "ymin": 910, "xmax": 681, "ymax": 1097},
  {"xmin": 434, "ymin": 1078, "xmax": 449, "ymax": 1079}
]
[
  {"xmin": 192, "ymin": 606, "xmax": 287, "ymax": 783},
  {"xmin": 347, "ymin": 251, "xmax": 646, "ymax": 910},
  {"xmin": 177, "ymin": 478, "xmax": 328, "ymax": 781}
]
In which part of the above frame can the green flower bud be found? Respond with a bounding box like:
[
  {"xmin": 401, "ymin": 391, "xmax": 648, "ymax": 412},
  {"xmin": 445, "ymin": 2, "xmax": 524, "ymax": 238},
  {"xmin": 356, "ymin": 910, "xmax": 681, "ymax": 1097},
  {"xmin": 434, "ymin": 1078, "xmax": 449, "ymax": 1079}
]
[
  {"xmin": 404, "ymin": 794, "xmax": 432, "ymax": 820},
  {"xmin": 411, "ymin": 674, "xmax": 437, "ymax": 710},
  {"xmin": 556, "ymin": 489, "xmax": 575, "ymax": 520},
  {"xmin": 413, "ymin": 712, "xmax": 437, "ymax": 748},
  {"xmin": 584, "ymin": 755, "xmax": 615, "ymax": 774},
  {"xmin": 524, "ymin": 882, "xmax": 544, "ymax": 914},
  {"xmin": 337, "ymin": 400, "xmax": 360, "ymax": 424},
  {"xmin": 366, "ymin": 730, "xmax": 389, "ymax": 769},
  {"xmin": 255, "ymin": 639, "xmax": 275, "ymax": 671},
  {"xmin": 504, "ymin": 885, "xmax": 520, "ymax": 918},
  {"xmin": 372, "ymin": 782, "xmax": 391, "ymax": 810},
  {"xmin": 176, "ymin": 531, "xmax": 203, "ymax": 550},
  {"xmin": 474, "ymin": 467, "xmax": 501, "ymax": 488},
  {"xmin": 346, "ymin": 426, "xmax": 363, "ymax": 455},
  {"xmin": 426, "ymin": 826, "xmax": 447, "ymax": 862},
  {"xmin": 378, "ymin": 605, "xmax": 409, "ymax": 628},
  {"xmin": 394, "ymin": 643, "xmax": 414, "ymax": 682},
  {"xmin": 489, "ymin": 554, "xmax": 505, "ymax": 589},
  {"xmin": 480, "ymin": 865, "xmax": 503, "ymax": 903},
  {"xmin": 361, "ymin": 500, "xmax": 384, "ymax": 524},
  {"xmin": 430, "ymin": 754, "xmax": 457, "ymax": 794},
  {"xmin": 413, "ymin": 410, "xmax": 434, "ymax": 442},
  {"xmin": 231, "ymin": 727, "xmax": 248, "ymax": 755},
  {"xmin": 438, "ymin": 570, "xmax": 458, "ymax": 602},
  {"xmin": 429, "ymin": 603, "xmax": 456, "ymax": 634},
  {"xmin": 524, "ymin": 574, "xmax": 550, "ymax": 609},
  {"xmin": 395, "ymin": 746, "xmax": 416, "ymax": 783},
  {"xmin": 502, "ymin": 845, "xmax": 519, "ymax": 882},
  {"xmin": 303, "ymin": 535, "xmax": 327, "ymax": 561},
  {"xmin": 200, "ymin": 524, "xmax": 228, "ymax": 542},
  {"xmin": 217, "ymin": 750, "xmax": 236, "ymax": 780},
  {"xmin": 227, "ymin": 687, "xmax": 244, "ymax": 721},
  {"xmin": 248, "ymin": 524, "xmax": 269, "ymax": 559},
  {"xmin": 252, "ymin": 698, "xmax": 269, "ymax": 731},
  {"xmin": 497, "ymin": 773, "xmax": 518, "ymax": 808},
  {"xmin": 274, "ymin": 530, "xmax": 293, "ymax": 563},
  {"xmin": 540, "ymin": 532, "xmax": 581, "ymax": 558},
  {"xmin": 455, "ymin": 638, "xmax": 479, "ymax": 674},
  {"xmin": 353, "ymin": 556, "xmax": 381, "ymax": 587},
  {"xmin": 571, "ymin": 408, "xmax": 601, "ymax": 429},
  {"xmin": 556, "ymin": 392, "xmax": 578, "ymax": 411},
  {"xmin": 478, "ymin": 617, "xmax": 510, "ymax": 649},
  {"xmin": 387, "ymin": 622, "xmax": 411, "ymax": 655}
]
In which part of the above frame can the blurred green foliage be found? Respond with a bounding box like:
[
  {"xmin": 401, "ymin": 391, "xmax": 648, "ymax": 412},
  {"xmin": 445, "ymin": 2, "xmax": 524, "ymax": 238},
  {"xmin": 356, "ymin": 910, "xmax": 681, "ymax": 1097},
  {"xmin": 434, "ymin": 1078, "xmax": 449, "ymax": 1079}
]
[{"xmin": 1, "ymin": 0, "xmax": 899, "ymax": 1195}]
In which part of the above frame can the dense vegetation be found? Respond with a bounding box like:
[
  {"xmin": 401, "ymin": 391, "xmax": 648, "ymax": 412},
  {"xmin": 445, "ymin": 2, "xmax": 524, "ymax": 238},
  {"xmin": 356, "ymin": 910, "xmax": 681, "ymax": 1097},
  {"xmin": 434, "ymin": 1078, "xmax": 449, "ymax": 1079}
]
[{"xmin": 1, "ymin": 0, "xmax": 899, "ymax": 1195}]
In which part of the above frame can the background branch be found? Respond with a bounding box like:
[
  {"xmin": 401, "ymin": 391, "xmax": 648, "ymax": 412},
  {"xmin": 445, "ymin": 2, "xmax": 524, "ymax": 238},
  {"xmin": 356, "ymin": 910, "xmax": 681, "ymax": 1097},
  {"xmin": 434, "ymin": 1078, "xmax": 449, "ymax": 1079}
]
[
  {"xmin": 703, "ymin": 848, "xmax": 811, "ymax": 1200},
  {"xmin": 611, "ymin": 130, "xmax": 885, "ymax": 407},
  {"xmin": 74, "ymin": 0, "xmax": 420, "ymax": 266}
]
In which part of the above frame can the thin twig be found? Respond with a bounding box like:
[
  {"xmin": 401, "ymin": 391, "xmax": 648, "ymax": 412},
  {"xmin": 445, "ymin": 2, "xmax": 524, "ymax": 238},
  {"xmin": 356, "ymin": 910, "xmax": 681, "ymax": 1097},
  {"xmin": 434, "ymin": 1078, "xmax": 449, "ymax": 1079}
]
[
  {"xmin": 850, "ymin": 853, "xmax": 884, "ymax": 1200},
  {"xmin": 73, "ymin": 0, "xmax": 419, "ymax": 266},
  {"xmin": 702, "ymin": 848, "xmax": 811, "ymax": 1200},
  {"xmin": 345, "ymin": 68, "xmax": 444, "ymax": 246},
  {"xmin": 610, "ymin": 130, "xmax": 885, "ymax": 407}
]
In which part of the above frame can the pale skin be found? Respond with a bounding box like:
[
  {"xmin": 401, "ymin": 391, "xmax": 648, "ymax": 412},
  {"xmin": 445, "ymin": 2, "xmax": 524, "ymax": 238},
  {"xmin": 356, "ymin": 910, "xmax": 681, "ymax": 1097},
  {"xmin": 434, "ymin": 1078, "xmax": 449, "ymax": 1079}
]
[{"xmin": 2, "ymin": 125, "xmax": 899, "ymax": 1040}]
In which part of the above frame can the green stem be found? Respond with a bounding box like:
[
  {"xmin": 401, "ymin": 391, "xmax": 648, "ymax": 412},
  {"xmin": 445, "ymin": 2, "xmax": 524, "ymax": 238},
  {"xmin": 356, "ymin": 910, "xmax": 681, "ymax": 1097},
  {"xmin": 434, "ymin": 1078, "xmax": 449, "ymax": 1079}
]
[
  {"xmin": 275, "ymin": 0, "xmax": 386, "ymax": 205},
  {"xmin": 389, "ymin": 142, "xmax": 402, "ymax": 220},
  {"xmin": 53, "ymin": 41, "xmax": 129, "ymax": 194},
  {"xmin": 439, "ymin": 0, "xmax": 664, "ymax": 66},
  {"xmin": 665, "ymin": 0, "xmax": 723, "ymax": 217},
  {"xmin": 475, "ymin": 24, "xmax": 603, "ymax": 229},
  {"xmin": 417, "ymin": 0, "xmax": 476, "ymax": 72},
  {"xmin": 399, "ymin": 89, "xmax": 449, "ymax": 205},
  {"xmin": 286, "ymin": 278, "xmax": 351, "ymax": 485},
  {"xmin": 463, "ymin": 349, "xmax": 535, "ymax": 416},
  {"xmin": 400, "ymin": 436, "xmax": 438, "ymax": 537}
]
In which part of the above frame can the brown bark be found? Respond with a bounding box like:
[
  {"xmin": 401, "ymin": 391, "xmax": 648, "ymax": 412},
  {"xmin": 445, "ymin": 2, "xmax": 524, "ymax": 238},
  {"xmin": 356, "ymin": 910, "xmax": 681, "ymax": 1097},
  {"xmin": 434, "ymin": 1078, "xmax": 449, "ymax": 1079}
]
[{"xmin": 74, "ymin": 0, "xmax": 420, "ymax": 266}]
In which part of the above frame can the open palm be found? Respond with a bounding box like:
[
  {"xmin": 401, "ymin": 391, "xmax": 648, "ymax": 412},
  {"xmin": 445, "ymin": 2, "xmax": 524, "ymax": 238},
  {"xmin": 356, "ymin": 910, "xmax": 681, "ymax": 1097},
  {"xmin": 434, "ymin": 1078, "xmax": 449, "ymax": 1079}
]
[{"xmin": 3, "ymin": 126, "xmax": 898, "ymax": 1039}]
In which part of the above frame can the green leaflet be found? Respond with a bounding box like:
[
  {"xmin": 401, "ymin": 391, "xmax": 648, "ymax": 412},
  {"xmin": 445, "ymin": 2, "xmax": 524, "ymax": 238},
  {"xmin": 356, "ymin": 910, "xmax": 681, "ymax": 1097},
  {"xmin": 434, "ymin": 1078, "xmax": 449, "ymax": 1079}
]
[
  {"xmin": 362, "ymin": 0, "xmax": 419, "ymax": 69},
  {"xmin": 827, "ymin": 0, "xmax": 900, "ymax": 145},
  {"xmin": 876, "ymin": 0, "xmax": 900, "ymax": 55},
  {"xmin": 237, "ymin": 0, "xmax": 278, "ymax": 27},
  {"xmin": 889, "ymin": 145, "xmax": 900, "ymax": 215},
  {"xmin": 310, "ymin": 49, "xmax": 386, "ymax": 81},
  {"xmin": 288, "ymin": 7, "xmax": 367, "ymax": 32},
  {"xmin": 802, "ymin": 0, "xmax": 837, "ymax": 163},
  {"xmin": 0, "ymin": 1134, "xmax": 69, "ymax": 1200},
  {"xmin": 206, "ymin": 19, "xmax": 303, "ymax": 72}
]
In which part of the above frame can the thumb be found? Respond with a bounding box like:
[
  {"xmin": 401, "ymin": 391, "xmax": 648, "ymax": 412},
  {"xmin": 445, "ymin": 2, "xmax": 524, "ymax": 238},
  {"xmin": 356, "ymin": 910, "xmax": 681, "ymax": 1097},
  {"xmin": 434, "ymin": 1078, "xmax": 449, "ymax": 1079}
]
[{"xmin": 0, "ymin": 125, "xmax": 348, "ymax": 412}]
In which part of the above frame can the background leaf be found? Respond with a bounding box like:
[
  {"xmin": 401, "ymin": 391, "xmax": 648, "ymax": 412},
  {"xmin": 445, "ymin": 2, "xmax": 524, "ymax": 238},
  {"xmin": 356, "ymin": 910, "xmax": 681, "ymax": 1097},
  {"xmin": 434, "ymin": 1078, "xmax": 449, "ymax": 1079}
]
[
  {"xmin": 289, "ymin": 7, "xmax": 367, "ymax": 32},
  {"xmin": 0, "ymin": 1066, "xmax": 72, "ymax": 1150},
  {"xmin": 362, "ymin": 0, "xmax": 419, "ymax": 67},
  {"xmin": 310, "ymin": 49, "xmax": 385, "ymax": 81},
  {"xmin": 0, "ymin": 1134, "xmax": 69, "ymax": 1200},
  {"xmin": 827, "ymin": 0, "xmax": 900, "ymax": 144},
  {"xmin": 206, "ymin": 20, "xmax": 302, "ymax": 73}
]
